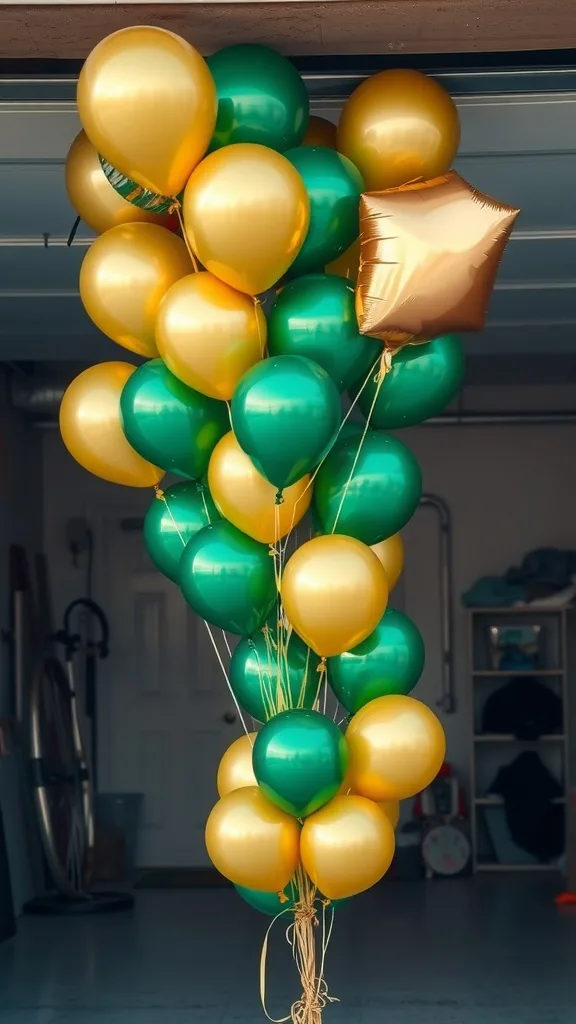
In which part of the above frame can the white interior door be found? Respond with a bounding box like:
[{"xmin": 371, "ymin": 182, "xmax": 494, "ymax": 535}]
[{"xmin": 96, "ymin": 507, "xmax": 243, "ymax": 868}]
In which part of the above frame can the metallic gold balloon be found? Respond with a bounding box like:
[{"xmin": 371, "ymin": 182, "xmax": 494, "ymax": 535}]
[
  {"xmin": 217, "ymin": 733, "xmax": 257, "ymax": 798},
  {"xmin": 281, "ymin": 535, "xmax": 388, "ymax": 658},
  {"xmin": 65, "ymin": 131, "xmax": 178, "ymax": 236},
  {"xmin": 338, "ymin": 68, "xmax": 460, "ymax": 192},
  {"xmin": 340, "ymin": 785, "xmax": 400, "ymax": 829},
  {"xmin": 208, "ymin": 432, "xmax": 312, "ymax": 544},
  {"xmin": 347, "ymin": 695, "xmax": 446, "ymax": 802},
  {"xmin": 300, "ymin": 794, "xmax": 395, "ymax": 899},
  {"xmin": 356, "ymin": 173, "xmax": 520, "ymax": 347},
  {"xmin": 370, "ymin": 533, "xmax": 404, "ymax": 592},
  {"xmin": 380, "ymin": 800, "xmax": 400, "ymax": 829},
  {"xmin": 302, "ymin": 115, "xmax": 337, "ymax": 149},
  {"xmin": 59, "ymin": 362, "xmax": 163, "ymax": 488},
  {"xmin": 77, "ymin": 26, "xmax": 216, "ymax": 196},
  {"xmin": 325, "ymin": 238, "xmax": 359, "ymax": 283},
  {"xmin": 183, "ymin": 143, "xmax": 310, "ymax": 295},
  {"xmin": 156, "ymin": 272, "xmax": 266, "ymax": 400},
  {"xmin": 205, "ymin": 786, "xmax": 300, "ymax": 891},
  {"xmin": 79, "ymin": 222, "xmax": 192, "ymax": 358}
]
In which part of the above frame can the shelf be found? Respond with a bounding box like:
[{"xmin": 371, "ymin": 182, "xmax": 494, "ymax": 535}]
[
  {"xmin": 470, "ymin": 607, "xmax": 571, "ymax": 614},
  {"xmin": 474, "ymin": 733, "xmax": 565, "ymax": 743},
  {"xmin": 475, "ymin": 796, "xmax": 565, "ymax": 806},
  {"xmin": 476, "ymin": 862, "xmax": 560, "ymax": 872},
  {"xmin": 472, "ymin": 670, "xmax": 564, "ymax": 677}
]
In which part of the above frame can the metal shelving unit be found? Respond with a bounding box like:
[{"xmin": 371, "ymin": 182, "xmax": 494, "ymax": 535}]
[{"xmin": 469, "ymin": 606, "xmax": 572, "ymax": 873}]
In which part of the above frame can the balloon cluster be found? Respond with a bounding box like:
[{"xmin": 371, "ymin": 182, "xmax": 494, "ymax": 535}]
[{"xmin": 61, "ymin": 26, "xmax": 518, "ymax": 1021}]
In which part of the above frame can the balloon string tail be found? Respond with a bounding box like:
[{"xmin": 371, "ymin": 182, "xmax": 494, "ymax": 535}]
[
  {"xmin": 330, "ymin": 350, "xmax": 390, "ymax": 534},
  {"xmin": 202, "ymin": 619, "xmax": 251, "ymax": 740},
  {"xmin": 154, "ymin": 485, "xmax": 187, "ymax": 548},
  {"xmin": 259, "ymin": 868, "xmax": 338, "ymax": 1024},
  {"xmin": 175, "ymin": 204, "xmax": 200, "ymax": 273}
]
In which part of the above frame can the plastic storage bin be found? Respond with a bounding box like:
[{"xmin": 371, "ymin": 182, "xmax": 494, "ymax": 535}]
[{"xmin": 95, "ymin": 793, "xmax": 143, "ymax": 878}]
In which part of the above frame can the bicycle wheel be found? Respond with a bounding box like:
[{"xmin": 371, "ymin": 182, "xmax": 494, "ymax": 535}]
[{"xmin": 30, "ymin": 655, "xmax": 94, "ymax": 898}]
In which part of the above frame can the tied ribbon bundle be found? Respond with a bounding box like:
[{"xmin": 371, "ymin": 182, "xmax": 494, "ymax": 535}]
[{"xmin": 260, "ymin": 870, "xmax": 338, "ymax": 1024}]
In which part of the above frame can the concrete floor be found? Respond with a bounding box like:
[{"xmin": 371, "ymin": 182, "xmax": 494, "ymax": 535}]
[{"xmin": 1, "ymin": 877, "xmax": 575, "ymax": 1024}]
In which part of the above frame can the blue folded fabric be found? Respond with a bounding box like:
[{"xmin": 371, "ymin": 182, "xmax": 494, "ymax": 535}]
[{"xmin": 461, "ymin": 576, "xmax": 526, "ymax": 608}]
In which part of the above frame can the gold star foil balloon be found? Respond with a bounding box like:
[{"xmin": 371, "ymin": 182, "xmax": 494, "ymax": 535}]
[{"xmin": 355, "ymin": 172, "xmax": 520, "ymax": 349}]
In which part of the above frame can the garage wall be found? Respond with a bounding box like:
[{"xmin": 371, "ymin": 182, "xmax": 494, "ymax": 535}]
[
  {"xmin": 0, "ymin": 381, "xmax": 43, "ymax": 715},
  {"xmin": 40, "ymin": 382, "xmax": 576, "ymax": 795}
]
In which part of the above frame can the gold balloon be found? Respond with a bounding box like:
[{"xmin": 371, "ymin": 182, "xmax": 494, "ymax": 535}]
[
  {"xmin": 302, "ymin": 115, "xmax": 337, "ymax": 149},
  {"xmin": 281, "ymin": 535, "xmax": 388, "ymax": 658},
  {"xmin": 183, "ymin": 143, "xmax": 310, "ymax": 295},
  {"xmin": 380, "ymin": 800, "xmax": 400, "ymax": 829},
  {"xmin": 205, "ymin": 786, "xmax": 300, "ymax": 892},
  {"xmin": 208, "ymin": 433, "xmax": 312, "ymax": 544},
  {"xmin": 59, "ymin": 362, "xmax": 163, "ymax": 488},
  {"xmin": 217, "ymin": 733, "xmax": 257, "ymax": 798},
  {"xmin": 79, "ymin": 222, "xmax": 192, "ymax": 358},
  {"xmin": 65, "ymin": 130, "xmax": 178, "ymax": 236},
  {"xmin": 301, "ymin": 795, "xmax": 395, "ymax": 899},
  {"xmin": 156, "ymin": 272, "xmax": 266, "ymax": 400},
  {"xmin": 325, "ymin": 238, "xmax": 359, "ymax": 283},
  {"xmin": 356, "ymin": 173, "xmax": 520, "ymax": 347},
  {"xmin": 77, "ymin": 26, "xmax": 216, "ymax": 197},
  {"xmin": 347, "ymin": 695, "xmax": 446, "ymax": 802},
  {"xmin": 337, "ymin": 68, "xmax": 460, "ymax": 192},
  {"xmin": 370, "ymin": 533, "xmax": 404, "ymax": 592}
]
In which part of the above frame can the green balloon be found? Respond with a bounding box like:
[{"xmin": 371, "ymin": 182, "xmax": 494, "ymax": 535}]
[
  {"xmin": 314, "ymin": 431, "xmax": 422, "ymax": 545},
  {"xmin": 207, "ymin": 44, "xmax": 309, "ymax": 152},
  {"xmin": 329, "ymin": 608, "xmax": 425, "ymax": 714},
  {"xmin": 230, "ymin": 628, "xmax": 321, "ymax": 722},
  {"xmin": 143, "ymin": 481, "xmax": 218, "ymax": 584},
  {"xmin": 355, "ymin": 334, "xmax": 465, "ymax": 429},
  {"xmin": 268, "ymin": 275, "xmax": 380, "ymax": 392},
  {"xmin": 120, "ymin": 360, "xmax": 228, "ymax": 479},
  {"xmin": 231, "ymin": 355, "xmax": 341, "ymax": 490},
  {"xmin": 235, "ymin": 879, "xmax": 347, "ymax": 916},
  {"xmin": 283, "ymin": 148, "xmax": 364, "ymax": 275},
  {"xmin": 252, "ymin": 709, "xmax": 348, "ymax": 818},
  {"xmin": 180, "ymin": 520, "xmax": 276, "ymax": 636}
]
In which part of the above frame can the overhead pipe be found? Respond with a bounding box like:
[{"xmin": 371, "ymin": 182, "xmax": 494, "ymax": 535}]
[
  {"xmin": 419, "ymin": 494, "xmax": 455, "ymax": 714},
  {"xmin": 11, "ymin": 382, "xmax": 576, "ymax": 431}
]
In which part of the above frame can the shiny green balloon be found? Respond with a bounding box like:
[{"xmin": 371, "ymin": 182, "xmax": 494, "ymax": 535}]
[
  {"xmin": 252, "ymin": 709, "xmax": 348, "ymax": 818},
  {"xmin": 328, "ymin": 608, "xmax": 425, "ymax": 714},
  {"xmin": 314, "ymin": 431, "xmax": 422, "ymax": 545},
  {"xmin": 268, "ymin": 274, "xmax": 380, "ymax": 392},
  {"xmin": 230, "ymin": 627, "xmax": 321, "ymax": 722},
  {"xmin": 235, "ymin": 879, "xmax": 347, "ymax": 916},
  {"xmin": 143, "ymin": 481, "xmax": 218, "ymax": 584},
  {"xmin": 207, "ymin": 44, "xmax": 309, "ymax": 152},
  {"xmin": 355, "ymin": 334, "xmax": 465, "ymax": 429},
  {"xmin": 284, "ymin": 148, "xmax": 364, "ymax": 275},
  {"xmin": 180, "ymin": 520, "xmax": 276, "ymax": 636},
  {"xmin": 231, "ymin": 355, "xmax": 341, "ymax": 490},
  {"xmin": 120, "ymin": 360, "xmax": 228, "ymax": 479}
]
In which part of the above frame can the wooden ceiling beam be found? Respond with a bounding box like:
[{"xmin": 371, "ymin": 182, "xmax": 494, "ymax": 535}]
[{"xmin": 1, "ymin": 1, "xmax": 576, "ymax": 60}]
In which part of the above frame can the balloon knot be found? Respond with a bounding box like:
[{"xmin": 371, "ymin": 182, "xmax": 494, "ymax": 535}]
[
  {"xmin": 294, "ymin": 900, "xmax": 318, "ymax": 925},
  {"xmin": 247, "ymin": 638, "xmax": 256, "ymax": 650},
  {"xmin": 154, "ymin": 485, "xmax": 165, "ymax": 500},
  {"xmin": 316, "ymin": 658, "xmax": 327, "ymax": 673},
  {"xmin": 275, "ymin": 490, "xmax": 284, "ymax": 505},
  {"xmin": 278, "ymin": 890, "xmax": 289, "ymax": 904}
]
